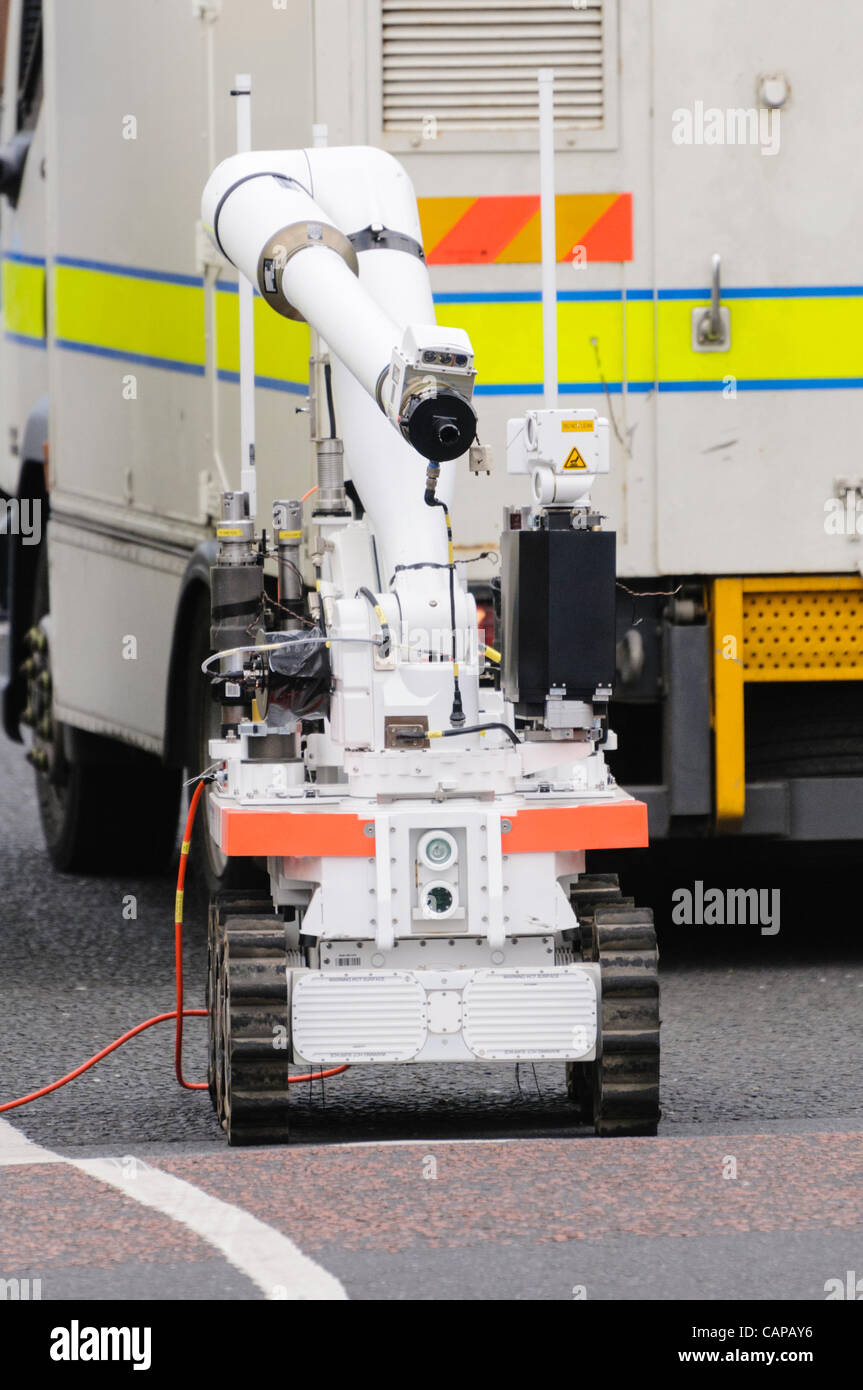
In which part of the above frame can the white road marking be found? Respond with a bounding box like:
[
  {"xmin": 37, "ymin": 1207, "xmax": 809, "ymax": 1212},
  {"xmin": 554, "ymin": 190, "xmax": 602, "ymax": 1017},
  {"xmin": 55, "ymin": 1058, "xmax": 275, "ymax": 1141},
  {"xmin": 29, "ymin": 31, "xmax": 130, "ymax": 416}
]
[
  {"xmin": 0, "ymin": 1117, "xmax": 64, "ymax": 1165},
  {"xmin": 74, "ymin": 1157, "xmax": 347, "ymax": 1301},
  {"xmin": 316, "ymin": 1136, "xmax": 525, "ymax": 1149},
  {"xmin": 0, "ymin": 1119, "xmax": 347, "ymax": 1301}
]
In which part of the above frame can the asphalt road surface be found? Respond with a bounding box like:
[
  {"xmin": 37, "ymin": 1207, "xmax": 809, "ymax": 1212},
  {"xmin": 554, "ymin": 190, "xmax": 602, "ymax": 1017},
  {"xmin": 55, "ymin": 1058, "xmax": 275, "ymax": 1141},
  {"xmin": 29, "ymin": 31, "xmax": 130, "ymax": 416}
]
[{"xmin": 1, "ymin": 648, "xmax": 862, "ymax": 1301}]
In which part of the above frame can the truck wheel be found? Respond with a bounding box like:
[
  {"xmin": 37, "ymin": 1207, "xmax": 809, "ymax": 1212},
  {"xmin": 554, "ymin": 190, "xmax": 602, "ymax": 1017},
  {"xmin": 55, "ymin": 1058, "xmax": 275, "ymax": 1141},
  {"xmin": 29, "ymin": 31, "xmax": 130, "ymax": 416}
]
[
  {"xmin": 209, "ymin": 895, "xmax": 291, "ymax": 1145},
  {"xmin": 25, "ymin": 549, "xmax": 181, "ymax": 874},
  {"xmin": 186, "ymin": 588, "xmax": 265, "ymax": 893},
  {"xmin": 567, "ymin": 875, "xmax": 661, "ymax": 1137}
]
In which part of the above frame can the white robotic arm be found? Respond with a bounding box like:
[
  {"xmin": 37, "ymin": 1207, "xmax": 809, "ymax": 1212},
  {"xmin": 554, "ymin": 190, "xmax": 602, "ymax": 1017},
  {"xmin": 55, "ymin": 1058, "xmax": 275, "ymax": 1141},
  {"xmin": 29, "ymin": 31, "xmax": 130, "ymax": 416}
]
[{"xmin": 201, "ymin": 149, "xmax": 476, "ymax": 464}]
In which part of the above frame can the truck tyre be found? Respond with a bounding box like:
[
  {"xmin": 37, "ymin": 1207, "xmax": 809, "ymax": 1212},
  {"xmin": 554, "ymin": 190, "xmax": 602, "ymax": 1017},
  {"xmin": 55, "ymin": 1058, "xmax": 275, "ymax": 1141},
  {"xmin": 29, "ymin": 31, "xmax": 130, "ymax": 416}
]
[
  {"xmin": 26, "ymin": 548, "xmax": 181, "ymax": 873},
  {"xmin": 186, "ymin": 587, "xmax": 265, "ymax": 894}
]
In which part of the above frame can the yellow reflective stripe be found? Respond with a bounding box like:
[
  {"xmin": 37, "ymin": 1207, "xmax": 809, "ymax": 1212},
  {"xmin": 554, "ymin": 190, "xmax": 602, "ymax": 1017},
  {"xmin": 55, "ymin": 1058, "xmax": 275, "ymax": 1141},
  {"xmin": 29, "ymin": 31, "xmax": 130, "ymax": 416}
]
[
  {"xmin": 448, "ymin": 301, "xmax": 647, "ymax": 386},
  {"xmin": 437, "ymin": 297, "xmax": 863, "ymax": 385},
  {"xmin": 2, "ymin": 259, "xmax": 45, "ymax": 341},
  {"xmin": 54, "ymin": 263, "xmax": 203, "ymax": 366},
  {"xmin": 657, "ymin": 297, "xmax": 863, "ymax": 381},
  {"xmin": 51, "ymin": 263, "xmax": 310, "ymax": 384},
  {"xmin": 451, "ymin": 301, "xmax": 543, "ymax": 386},
  {"xmin": 560, "ymin": 300, "xmax": 654, "ymax": 384},
  {"xmin": 41, "ymin": 261, "xmax": 863, "ymax": 388},
  {"xmin": 214, "ymin": 288, "xmax": 310, "ymax": 383}
]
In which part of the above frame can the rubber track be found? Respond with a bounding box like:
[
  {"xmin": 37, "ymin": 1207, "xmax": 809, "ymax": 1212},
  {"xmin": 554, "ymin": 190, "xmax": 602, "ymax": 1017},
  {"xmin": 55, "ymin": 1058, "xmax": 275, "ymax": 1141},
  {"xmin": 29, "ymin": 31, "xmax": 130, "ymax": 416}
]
[
  {"xmin": 208, "ymin": 893, "xmax": 291, "ymax": 1146},
  {"xmin": 568, "ymin": 875, "xmax": 660, "ymax": 1137}
]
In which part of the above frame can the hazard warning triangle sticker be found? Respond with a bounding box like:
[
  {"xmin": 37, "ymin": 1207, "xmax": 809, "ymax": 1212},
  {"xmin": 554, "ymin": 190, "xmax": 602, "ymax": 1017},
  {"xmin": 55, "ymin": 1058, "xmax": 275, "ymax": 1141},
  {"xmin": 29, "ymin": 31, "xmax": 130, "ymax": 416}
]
[{"xmin": 562, "ymin": 446, "xmax": 588, "ymax": 470}]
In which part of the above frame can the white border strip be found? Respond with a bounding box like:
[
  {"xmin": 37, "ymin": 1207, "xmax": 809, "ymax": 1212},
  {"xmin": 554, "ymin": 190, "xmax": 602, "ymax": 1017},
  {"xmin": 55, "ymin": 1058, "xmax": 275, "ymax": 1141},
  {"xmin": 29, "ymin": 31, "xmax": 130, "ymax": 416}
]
[{"xmin": 0, "ymin": 1119, "xmax": 346, "ymax": 1301}]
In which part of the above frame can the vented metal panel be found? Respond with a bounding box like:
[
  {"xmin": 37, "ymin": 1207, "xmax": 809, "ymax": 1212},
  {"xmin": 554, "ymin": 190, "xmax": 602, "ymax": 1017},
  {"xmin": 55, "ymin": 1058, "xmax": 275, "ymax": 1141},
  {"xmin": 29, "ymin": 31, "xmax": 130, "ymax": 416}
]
[
  {"xmin": 462, "ymin": 967, "xmax": 597, "ymax": 1059},
  {"xmin": 292, "ymin": 971, "xmax": 427, "ymax": 1063},
  {"xmin": 743, "ymin": 588, "xmax": 863, "ymax": 678},
  {"xmin": 382, "ymin": 1, "xmax": 605, "ymax": 134}
]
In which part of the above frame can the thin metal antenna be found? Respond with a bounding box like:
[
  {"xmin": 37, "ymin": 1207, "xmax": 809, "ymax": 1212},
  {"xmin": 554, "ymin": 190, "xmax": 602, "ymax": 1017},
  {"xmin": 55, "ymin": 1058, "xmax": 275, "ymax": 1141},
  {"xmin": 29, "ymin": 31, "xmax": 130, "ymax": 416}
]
[
  {"xmin": 538, "ymin": 68, "xmax": 558, "ymax": 409},
  {"xmin": 233, "ymin": 73, "xmax": 257, "ymax": 517}
]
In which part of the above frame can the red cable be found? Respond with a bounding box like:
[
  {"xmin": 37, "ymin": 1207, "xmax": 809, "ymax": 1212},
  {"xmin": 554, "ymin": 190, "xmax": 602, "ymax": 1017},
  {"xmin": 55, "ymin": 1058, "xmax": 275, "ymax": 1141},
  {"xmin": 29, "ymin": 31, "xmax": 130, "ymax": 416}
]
[
  {"xmin": 299, "ymin": 484, "xmax": 319, "ymax": 504},
  {"xmin": 0, "ymin": 1011, "xmax": 207, "ymax": 1113},
  {"xmin": 289, "ymin": 1066, "xmax": 352, "ymax": 1082},
  {"xmin": 174, "ymin": 780, "xmax": 208, "ymax": 1089},
  {"xmin": 1, "ymin": 774, "xmax": 348, "ymax": 1113}
]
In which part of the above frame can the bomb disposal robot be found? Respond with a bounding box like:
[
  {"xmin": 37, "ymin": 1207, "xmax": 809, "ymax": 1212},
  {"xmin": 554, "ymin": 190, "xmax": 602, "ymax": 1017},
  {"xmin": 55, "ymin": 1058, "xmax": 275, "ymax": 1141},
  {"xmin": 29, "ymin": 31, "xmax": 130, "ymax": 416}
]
[{"xmin": 200, "ymin": 146, "xmax": 658, "ymax": 1143}]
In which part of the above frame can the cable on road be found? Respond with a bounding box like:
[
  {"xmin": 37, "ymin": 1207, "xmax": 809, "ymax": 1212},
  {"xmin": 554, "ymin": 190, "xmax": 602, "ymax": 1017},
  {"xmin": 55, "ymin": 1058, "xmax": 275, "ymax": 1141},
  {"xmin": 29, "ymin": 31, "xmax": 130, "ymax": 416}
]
[{"xmin": 0, "ymin": 771, "xmax": 348, "ymax": 1114}]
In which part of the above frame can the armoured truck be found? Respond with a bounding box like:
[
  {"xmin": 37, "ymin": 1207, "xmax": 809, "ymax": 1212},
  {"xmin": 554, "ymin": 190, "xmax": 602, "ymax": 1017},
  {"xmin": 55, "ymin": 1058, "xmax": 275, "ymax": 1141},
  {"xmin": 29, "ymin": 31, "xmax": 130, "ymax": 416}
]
[{"xmin": 2, "ymin": 4, "xmax": 861, "ymax": 939}]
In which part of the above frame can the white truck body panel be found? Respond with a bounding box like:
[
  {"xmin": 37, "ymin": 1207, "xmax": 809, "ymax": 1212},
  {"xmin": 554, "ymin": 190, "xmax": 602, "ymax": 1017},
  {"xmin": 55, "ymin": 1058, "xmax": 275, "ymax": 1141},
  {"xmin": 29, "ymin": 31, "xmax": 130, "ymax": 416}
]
[{"xmin": 2, "ymin": 0, "xmax": 859, "ymax": 755}]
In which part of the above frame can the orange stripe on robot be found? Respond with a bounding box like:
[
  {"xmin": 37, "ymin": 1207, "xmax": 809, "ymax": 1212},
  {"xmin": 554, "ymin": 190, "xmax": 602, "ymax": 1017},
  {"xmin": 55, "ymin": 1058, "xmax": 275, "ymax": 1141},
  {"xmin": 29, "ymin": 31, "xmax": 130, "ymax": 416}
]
[{"xmin": 217, "ymin": 799, "xmax": 648, "ymax": 857}]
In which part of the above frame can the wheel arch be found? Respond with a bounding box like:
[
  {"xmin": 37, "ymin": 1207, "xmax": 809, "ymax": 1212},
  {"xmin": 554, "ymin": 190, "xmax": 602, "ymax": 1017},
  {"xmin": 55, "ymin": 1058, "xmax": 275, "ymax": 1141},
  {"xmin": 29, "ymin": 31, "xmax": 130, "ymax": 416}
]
[
  {"xmin": 162, "ymin": 539, "xmax": 218, "ymax": 769},
  {"xmin": 2, "ymin": 393, "xmax": 50, "ymax": 742}
]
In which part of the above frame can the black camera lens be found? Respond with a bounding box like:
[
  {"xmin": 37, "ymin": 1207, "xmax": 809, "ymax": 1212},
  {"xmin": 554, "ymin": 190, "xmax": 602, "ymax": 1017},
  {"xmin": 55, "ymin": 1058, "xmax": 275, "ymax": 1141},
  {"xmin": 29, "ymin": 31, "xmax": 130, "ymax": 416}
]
[{"xmin": 436, "ymin": 420, "xmax": 459, "ymax": 446}]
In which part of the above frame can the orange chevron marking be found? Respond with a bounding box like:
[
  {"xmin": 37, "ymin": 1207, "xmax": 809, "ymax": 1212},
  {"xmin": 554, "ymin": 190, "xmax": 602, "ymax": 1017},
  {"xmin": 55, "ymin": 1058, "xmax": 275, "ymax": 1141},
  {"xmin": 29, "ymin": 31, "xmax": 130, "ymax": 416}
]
[
  {"xmin": 418, "ymin": 193, "xmax": 632, "ymax": 264},
  {"xmin": 426, "ymin": 195, "xmax": 540, "ymax": 264},
  {"xmin": 420, "ymin": 197, "xmax": 476, "ymax": 258},
  {"xmin": 578, "ymin": 193, "xmax": 633, "ymax": 263}
]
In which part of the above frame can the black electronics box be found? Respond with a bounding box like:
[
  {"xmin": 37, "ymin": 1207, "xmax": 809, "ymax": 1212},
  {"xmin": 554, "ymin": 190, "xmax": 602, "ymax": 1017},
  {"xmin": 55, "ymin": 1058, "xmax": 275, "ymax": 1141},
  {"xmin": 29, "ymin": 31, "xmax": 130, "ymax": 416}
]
[{"xmin": 501, "ymin": 525, "xmax": 617, "ymax": 711}]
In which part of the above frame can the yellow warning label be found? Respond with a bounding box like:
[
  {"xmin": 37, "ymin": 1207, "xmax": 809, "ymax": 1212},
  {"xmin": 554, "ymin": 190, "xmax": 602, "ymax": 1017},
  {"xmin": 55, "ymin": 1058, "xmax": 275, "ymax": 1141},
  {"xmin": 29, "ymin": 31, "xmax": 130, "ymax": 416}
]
[
  {"xmin": 563, "ymin": 446, "xmax": 588, "ymax": 470},
  {"xmin": 562, "ymin": 420, "xmax": 594, "ymax": 432}
]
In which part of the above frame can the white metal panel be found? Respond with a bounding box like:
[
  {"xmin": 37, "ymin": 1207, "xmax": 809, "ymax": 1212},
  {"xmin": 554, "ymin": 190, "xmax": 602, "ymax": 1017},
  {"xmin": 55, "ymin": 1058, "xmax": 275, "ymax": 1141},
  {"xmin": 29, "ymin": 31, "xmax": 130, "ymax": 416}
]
[
  {"xmin": 345, "ymin": 0, "xmax": 649, "ymax": 574},
  {"xmin": 0, "ymin": 0, "xmax": 49, "ymax": 495},
  {"xmin": 48, "ymin": 518, "xmax": 185, "ymax": 750},
  {"xmin": 652, "ymin": 0, "xmax": 863, "ymax": 575},
  {"xmin": 292, "ymin": 970, "xmax": 428, "ymax": 1062},
  {"xmin": 36, "ymin": 0, "xmax": 319, "ymax": 749},
  {"xmin": 292, "ymin": 964, "xmax": 598, "ymax": 1062},
  {"xmin": 462, "ymin": 965, "xmax": 597, "ymax": 1058}
]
